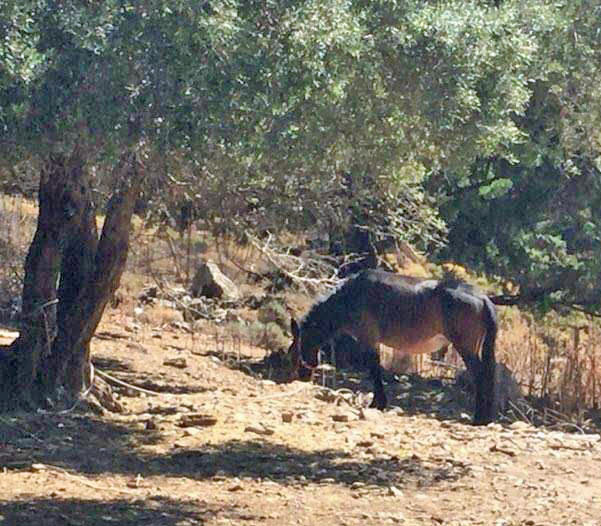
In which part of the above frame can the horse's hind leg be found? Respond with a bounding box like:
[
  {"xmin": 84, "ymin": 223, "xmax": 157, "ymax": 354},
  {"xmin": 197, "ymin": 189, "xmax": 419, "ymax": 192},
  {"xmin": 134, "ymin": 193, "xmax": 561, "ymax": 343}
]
[
  {"xmin": 362, "ymin": 344, "xmax": 387, "ymax": 410},
  {"xmin": 457, "ymin": 348, "xmax": 493, "ymax": 425}
]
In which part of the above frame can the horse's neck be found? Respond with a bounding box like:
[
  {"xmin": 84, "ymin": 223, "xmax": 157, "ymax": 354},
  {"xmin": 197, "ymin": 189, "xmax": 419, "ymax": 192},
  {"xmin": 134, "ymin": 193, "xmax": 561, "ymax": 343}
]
[
  {"xmin": 301, "ymin": 322, "xmax": 331, "ymax": 352},
  {"xmin": 301, "ymin": 282, "xmax": 355, "ymax": 350},
  {"xmin": 301, "ymin": 303, "xmax": 339, "ymax": 351}
]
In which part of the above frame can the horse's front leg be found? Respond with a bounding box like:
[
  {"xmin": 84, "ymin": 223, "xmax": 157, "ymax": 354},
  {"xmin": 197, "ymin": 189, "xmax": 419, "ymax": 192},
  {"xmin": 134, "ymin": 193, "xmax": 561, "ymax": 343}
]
[{"xmin": 363, "ymin": 344, "xmax": 387, "ymax": 410}]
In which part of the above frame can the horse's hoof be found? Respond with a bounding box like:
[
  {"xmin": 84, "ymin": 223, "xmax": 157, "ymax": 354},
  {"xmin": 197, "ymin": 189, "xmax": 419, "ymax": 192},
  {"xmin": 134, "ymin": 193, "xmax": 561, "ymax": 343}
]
[
  {"xmin": 370, "ymin": 397, "xmax": 387, "ymax": 411},
  {"xmin": 472, "ymin": 414, "xmax": 493, "ymax": 426}
]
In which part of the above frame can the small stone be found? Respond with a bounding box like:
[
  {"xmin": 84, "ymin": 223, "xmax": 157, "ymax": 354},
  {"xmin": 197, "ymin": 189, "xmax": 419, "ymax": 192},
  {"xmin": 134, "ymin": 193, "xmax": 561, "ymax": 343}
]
[
  {"xmin": 126, "ymin": 474, "xmax": 146, "ymax": 489},
  {"xmin": 509, "ymin": 421, "xmax": 532, "ymax": 432},
  {"xmin": 178, "ymin": 413, "xmax": 218, "ymax": 427},
  {"xmin": 489, "ymin": 443, "xmax": 517, "ymax": 457},
  {"xmin": 281, "ymin": 412, "xmax": 294, "ymax": 423},
  {"xmin": 486, "ymin": 423, "xmax": 503, "ymax": 431},
  {"xmin": 145, "ymin": 419, "xmax": 158, "ymax": 430},
  {"xmin": 245, "ymin": 425, "xmax": 275, "ymax": 436},
  {"xmin": 374, "ymin": 469, "xmax": 390, "ymax": 481},
  {"xmin": 388, "ymin": 485, "xmax": 403, "ymax": 497},
  {"xmin": 228, "ymin": 482, "xmax": 243, "ymax": 492},
  {"xmin": 359, "ymin": 408, "xmax": 381, "ymax": 420},
  {"xmin": 357, "ymin": 439, "xmax": 375, "ymax": 448},
  {"xmin": 332, "ymin": 412, "xmax": 358, "ymax": 422},
  {"xmin": 163, "ymin": 357, "xmax": 187, "ymax": 369}
]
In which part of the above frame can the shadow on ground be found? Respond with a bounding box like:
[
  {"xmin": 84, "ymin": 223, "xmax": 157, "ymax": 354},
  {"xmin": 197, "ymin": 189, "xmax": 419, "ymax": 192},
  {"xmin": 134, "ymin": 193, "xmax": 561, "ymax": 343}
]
[
  {"xmin": 228, "ymin": 349, "xmax": 601, "ymax": 433},
  {"xmin": 226, "ymin": 347, "xmax": 476, "ymax": 423},
  {"xmin": 0, "ymin": 496, "xmax": 241, "ymax": 526},
  {"xmin": 92, "ymin": 356, "xmax": 213, "ymax": 396},
  {"xmin": 0, "ymin": 413, "xmax": 469, "ymax": 490},
  {"xmin": 161, "ymin": 438, "xmax": 470, "ymax": 489}
]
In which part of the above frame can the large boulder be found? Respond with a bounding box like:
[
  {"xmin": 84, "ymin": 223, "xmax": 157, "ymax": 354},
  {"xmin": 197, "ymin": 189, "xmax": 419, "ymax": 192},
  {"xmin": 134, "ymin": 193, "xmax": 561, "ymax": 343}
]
[
  {"xmin": 190, "ymin": 261, "xmax": 240, "ymax": 301},
  {"xmin": 456, "ymin": 362, "xmax": 523, "ymax": 413}
]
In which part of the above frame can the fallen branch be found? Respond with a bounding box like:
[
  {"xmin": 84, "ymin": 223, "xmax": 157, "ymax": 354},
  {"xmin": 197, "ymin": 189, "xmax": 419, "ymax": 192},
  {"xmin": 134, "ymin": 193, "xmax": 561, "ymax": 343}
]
[
  {"xmin": 489, "ymin": 443, "xmax": 517, "ymax": 457},
  {"xmin": 31, "ymin": 463, "xmax": 142, "ymax": 495},
  {"xmin": 95, "ymin": 368, "xmax": 161, "ymax": 397}
]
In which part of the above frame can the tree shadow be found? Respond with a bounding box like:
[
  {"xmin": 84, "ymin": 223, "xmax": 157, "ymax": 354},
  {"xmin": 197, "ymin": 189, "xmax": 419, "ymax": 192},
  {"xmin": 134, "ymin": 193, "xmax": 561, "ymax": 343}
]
[
  {"xmin": 0, "ymin": 412, "xmax": 470, "ymax": 490},
  {"xmin": 121, "ymin": 377, "xmax": 212, "ymax": 395},
  {"xmin": 185, "ymin": 345, "xmax": 601, "ymax": 432},
  {"xmin": 158, "ymin": 439, "xmax": 470, "ymax": 489},
  {"xmin": 229, "ymin": 349, "xmax": 475, "ymax": 423},
  {"xmin": 193, "ymin": 349, "xmax": 293, "ymax": 384},
  {"xmin": 93, "ymin": 357, "xmax": 134, "ymax": 373},
  {"xmin": 92, "ymin": 356, "xmax": 211, "ymax": 396},
  {"xmin": 0, "ymin": 496, "xmax": 241, "ymax": 526}
]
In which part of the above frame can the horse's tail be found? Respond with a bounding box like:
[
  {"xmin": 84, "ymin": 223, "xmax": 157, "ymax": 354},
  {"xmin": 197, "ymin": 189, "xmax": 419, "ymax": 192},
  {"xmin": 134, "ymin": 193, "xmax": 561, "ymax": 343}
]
[{"xmin": 478, "ymin": 296, "xmax": 498, "ymax": 423}]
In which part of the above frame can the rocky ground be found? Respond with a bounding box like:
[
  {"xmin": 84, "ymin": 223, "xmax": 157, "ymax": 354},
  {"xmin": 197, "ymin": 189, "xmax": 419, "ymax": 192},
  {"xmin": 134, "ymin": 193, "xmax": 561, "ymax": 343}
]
[{"xmin": 1, "ymin": 316, "xmax": 601, "ymax": 526}]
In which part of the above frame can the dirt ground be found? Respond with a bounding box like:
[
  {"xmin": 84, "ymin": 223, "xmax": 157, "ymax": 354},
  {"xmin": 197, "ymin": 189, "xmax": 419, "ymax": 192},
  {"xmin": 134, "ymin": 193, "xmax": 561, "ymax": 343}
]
[{"xmin": 1, "ymin": 312, "xmax": 601, "ymax": 526}]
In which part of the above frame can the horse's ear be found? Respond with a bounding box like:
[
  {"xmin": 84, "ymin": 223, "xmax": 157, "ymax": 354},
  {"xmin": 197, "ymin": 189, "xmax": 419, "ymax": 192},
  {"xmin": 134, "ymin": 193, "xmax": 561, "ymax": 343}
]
[{"xmin": 290, "ymin": 318, "xmax": 300, "ymax": 339}]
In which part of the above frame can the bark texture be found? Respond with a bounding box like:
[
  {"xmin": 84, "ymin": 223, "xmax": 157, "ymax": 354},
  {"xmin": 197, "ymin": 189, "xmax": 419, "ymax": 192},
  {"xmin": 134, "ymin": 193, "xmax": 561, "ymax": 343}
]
[{"xmin": 0, "ymin": 151, "xmax": 143, "ymax": 411}]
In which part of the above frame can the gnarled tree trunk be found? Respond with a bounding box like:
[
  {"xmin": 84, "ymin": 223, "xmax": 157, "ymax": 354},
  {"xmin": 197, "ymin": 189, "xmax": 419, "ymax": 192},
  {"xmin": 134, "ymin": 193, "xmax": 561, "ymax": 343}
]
[{"xmin": 0, "ymin": 150, "xmax": 143, "ymax": 412}]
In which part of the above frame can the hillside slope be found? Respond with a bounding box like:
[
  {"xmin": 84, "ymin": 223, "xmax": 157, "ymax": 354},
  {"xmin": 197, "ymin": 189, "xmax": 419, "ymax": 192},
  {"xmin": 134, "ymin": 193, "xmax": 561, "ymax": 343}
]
[{"xmin": 1, "ymin": 317, "xmax": 600, "ymax": 526}]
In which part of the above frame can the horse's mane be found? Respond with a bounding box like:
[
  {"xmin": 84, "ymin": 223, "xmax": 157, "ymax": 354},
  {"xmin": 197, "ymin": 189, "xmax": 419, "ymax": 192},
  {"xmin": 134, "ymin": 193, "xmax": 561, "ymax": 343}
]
[{"xmin": 301, "ymin": 277, "xmax": 350, "ymax": 328}]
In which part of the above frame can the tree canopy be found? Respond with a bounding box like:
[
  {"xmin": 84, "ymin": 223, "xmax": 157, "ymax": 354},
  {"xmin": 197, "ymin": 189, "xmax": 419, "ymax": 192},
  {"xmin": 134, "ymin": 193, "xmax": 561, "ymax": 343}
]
[{"xmin": 2, "ymin": 0, "xmax": 601, "ymax": 312}]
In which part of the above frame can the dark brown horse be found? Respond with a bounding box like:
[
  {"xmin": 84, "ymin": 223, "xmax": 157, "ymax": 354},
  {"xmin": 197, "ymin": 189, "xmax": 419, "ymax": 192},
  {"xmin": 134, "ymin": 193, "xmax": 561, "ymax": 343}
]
[{"xmin": 289, "ymin": 269, "xmax": 498, "ymax": 425}]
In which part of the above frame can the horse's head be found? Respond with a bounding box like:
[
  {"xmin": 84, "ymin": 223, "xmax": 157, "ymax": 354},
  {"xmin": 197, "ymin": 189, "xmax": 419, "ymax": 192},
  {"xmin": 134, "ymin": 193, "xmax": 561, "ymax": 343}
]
[{"xmin": 289, "ymin": 318, "xmax": 317, "ymax": 381}]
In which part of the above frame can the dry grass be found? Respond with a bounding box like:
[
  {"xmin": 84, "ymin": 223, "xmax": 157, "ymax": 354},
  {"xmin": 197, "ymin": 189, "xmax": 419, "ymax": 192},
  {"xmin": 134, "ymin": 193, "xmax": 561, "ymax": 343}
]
[
  {"xmin": 0, "ymin": 195, "xmax": 38, "ymax": 322},
  {"xmin": 498, "ymin": 309, "xmax": 601, "ymax": 416}
]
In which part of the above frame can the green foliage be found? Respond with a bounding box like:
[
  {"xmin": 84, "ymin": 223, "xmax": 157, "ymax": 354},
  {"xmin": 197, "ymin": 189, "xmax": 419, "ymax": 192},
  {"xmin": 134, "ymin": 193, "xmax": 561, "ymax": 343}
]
[
  {"xmin": 2, "ymin": 0, "xmax": 601, "ymax": 312},
  {"xmin": 434, "ymin": 1, "xmax": 601, "ymax": 312}
]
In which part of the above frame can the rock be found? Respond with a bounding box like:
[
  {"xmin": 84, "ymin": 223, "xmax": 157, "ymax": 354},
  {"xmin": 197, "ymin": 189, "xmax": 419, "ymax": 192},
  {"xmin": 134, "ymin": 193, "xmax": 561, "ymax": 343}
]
[
  {"xmin": 145, "ymin": 418, "xmax": 158, "ymax": 430},
  {"xmin": 228, "ymin": 480, "xmax": 244, "ymax": 492},
  {"xmin": 359, "ymin": 408, "xmax": 381, "ymax": 420},
  {"xmin": 178, "ymin": 413, "xmax": 218, "ymax": 427},
  {"xmin": 388, "ymin": 485, "xmax": 403, "ymax": 497},
  {"xmin": 456, "ymin": 362, "xmax": 523, "ymax": 413},
  {"xmin": 190, "ymin": 260, "xmax": 240, "ymax": 300},
  {"xmin": 244, "ymin": 425, "xmax": 275, "ymax": 436},
  {"xmin": 138, "ymin": 285, "xmax": 159, "ymax": 304},
  {"xmin": 509, "ymin": 420, "xmax": 533, "ymax": 432},
  {"xmin": 489, "ymin": 443, "xmax": 518, "ymax": 457},
  {"xmin": 163, "ymin": 357, "xmax": 188, "ymax": 369},
  {"xmin": 331, "ymin": 412, "xmax": 354, "ymax": 423},
  {"xmin": 281, "ymin": 412, "xmax": 294, "ymax": 423},
  {"xmin": 357, "ymin": 439, "xmax": 375, "ymax": 448}
]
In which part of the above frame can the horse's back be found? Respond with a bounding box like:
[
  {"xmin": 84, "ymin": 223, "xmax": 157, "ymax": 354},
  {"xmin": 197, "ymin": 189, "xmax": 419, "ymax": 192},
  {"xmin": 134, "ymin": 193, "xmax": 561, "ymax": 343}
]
[
  {"xmin": 346, "ymin": 270, "xmax": 447, "ymax": 350},
  {"xmin": 348, "ymin": 270, "xmax": 495, "ymax": 356}
]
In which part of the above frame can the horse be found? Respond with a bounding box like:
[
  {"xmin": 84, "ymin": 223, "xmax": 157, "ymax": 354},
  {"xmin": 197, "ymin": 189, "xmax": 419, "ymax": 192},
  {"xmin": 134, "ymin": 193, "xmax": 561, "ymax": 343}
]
[{"xmin": 288, "ymin": 269, "xmax": 498, "ymax": 425}]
